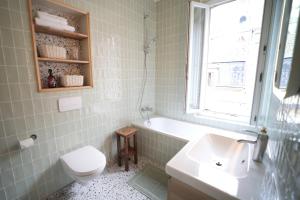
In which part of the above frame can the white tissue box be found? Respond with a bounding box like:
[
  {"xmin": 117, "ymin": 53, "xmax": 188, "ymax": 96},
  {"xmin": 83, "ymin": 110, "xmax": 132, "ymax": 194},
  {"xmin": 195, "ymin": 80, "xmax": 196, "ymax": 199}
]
[
  {"xmin": 61, "ymin": 75, "xmax": 84, "ymax": 87},
  {"xmin": 38, "ymin": 45, "xmax": 66, "ymax": 59}
]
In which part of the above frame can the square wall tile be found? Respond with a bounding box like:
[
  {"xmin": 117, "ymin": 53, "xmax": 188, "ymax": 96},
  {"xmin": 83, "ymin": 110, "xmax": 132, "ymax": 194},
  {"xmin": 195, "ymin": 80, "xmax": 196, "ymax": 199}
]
[
  {"xmin": 1, "ymin": 169, "xmax": 14, "ymax": 187},
  {"xmin": 3, "ymin": 120, "xmax": 16, "ymax": 137},
  {"xmin": 0, "ymin": 85, "xmax": 10, "ymax": 102},
  {"xmin": 0, "ymin": 0, "xmax": 8, "ymax": 9},
  {"xmin": 10, "ymin": 12, "xmax": 23, "ymax": 30},
  {"xmin": 5, "ymin": 183, "xmax": 17, "ymax": 200},
  {"xmin": 0, "ymin": 28, "xmax": 13, "ymax": 47},
  {"xmin": 0, "ymin": 52, "xmax": 5, "ymax": 66},
  {"xmin": 8, "ymin": 0, "xmax": 20, "ymax": 12},
  {"xmin": 0, "ymin": 189, "xmax": 5, "ymax": 200},
  {"xmin": 2, "ymin": 47, "xmax": 16, "ymax": 65},
  {"xmin": 6, "ymin": 67, "xmax": 19, "ymax": 83},
  {"xmin": 0, "ymin": 8, "xmax": 11, "ymax": 28},
  {"xmin": 9, "ymin": 84, "xmax": 21, "ymax": 101},
  {"xmin": 0, "ymin": 102, "xmax": 13, "ymax": 120}
]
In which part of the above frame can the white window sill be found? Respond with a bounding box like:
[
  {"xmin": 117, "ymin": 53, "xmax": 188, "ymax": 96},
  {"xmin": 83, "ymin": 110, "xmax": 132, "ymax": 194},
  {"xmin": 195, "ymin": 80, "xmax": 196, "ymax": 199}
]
[{"xmin": 191, "ymin": 113, "xmax": 257, "ymax": 134}]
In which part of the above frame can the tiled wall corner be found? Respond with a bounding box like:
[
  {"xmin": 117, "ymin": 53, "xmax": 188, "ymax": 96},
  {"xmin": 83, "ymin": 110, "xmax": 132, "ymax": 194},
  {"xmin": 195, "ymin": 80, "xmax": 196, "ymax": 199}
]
[{"xmin": 0, "ymin": 0, "xmax": 156, "ymax": 199}]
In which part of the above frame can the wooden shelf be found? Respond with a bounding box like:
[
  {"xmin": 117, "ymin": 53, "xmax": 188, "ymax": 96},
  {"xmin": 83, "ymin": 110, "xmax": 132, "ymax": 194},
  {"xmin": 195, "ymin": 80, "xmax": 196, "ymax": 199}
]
[
  {"xmin": 40, "ymin": 86, "xmax": 92, "ymax": 92},
  {"xmin": 38, "ymin": 57, "xmax": 89, "ymax": 64},
  {"xmin": 34, "ymin": 24, "xmax": 88, "ymax": 40}
]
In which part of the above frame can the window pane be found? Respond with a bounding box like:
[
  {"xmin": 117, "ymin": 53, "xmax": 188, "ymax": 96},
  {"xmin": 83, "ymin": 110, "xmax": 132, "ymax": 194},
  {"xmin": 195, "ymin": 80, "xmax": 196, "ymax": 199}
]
[
  {"xmin": 202, "ymin": 0, "xmax": 265, "ymax": 121},
  {"xmin": 188, "ymin": 6, "xmax": 207, "ymax": 109},
  {"xmin": 279, "ymin": 0, "xmax": 300, "ymax": 88}
]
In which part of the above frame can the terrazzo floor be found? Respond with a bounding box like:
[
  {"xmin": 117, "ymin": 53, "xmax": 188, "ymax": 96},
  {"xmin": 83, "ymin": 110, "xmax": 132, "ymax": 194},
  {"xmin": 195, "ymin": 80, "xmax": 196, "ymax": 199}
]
[{"xmin": 46, "ymin": 158, "xmax": 161, "ymax": 200}]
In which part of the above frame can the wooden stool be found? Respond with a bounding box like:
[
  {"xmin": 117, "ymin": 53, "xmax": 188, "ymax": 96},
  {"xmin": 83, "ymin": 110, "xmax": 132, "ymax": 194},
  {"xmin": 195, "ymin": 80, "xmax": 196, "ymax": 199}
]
[{"xmin": 115, "ymin": 127, "xmax": 138, "ymax": 171}]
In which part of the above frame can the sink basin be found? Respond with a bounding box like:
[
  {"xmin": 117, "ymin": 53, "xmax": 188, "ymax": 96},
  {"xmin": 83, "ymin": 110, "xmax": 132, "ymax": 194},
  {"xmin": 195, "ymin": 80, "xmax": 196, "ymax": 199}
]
[{"xmin": 187, "ymin": 134, "xmax": 251, "ymax": 178}]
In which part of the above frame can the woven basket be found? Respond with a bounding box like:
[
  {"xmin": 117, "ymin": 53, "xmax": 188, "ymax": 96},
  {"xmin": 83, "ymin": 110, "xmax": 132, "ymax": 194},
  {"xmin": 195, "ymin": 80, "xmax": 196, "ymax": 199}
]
[
  {"xmin": 38, "ymin": 45, "xmax": 66, "ymax": 59},
  {"xmin": 60, "ymin": 75, "xmax": 84, "ymax": 87}
]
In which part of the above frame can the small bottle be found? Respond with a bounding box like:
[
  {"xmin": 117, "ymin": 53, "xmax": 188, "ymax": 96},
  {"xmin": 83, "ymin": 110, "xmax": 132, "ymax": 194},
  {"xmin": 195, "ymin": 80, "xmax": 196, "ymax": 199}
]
[{"xmin": 48, "ymin": 69, "xmax": 57, "ymax": 88}]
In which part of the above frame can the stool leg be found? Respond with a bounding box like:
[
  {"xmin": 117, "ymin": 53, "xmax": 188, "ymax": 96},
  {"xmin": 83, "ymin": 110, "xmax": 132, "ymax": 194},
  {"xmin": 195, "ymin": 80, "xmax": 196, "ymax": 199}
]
[
  {"xmin": 117, "ymin": 135, "xmax": 121, "ymax": 166},
  {"xmin": 124, "ymin": 137, "xmax": 129, "ymax": 171},
  {"xmin": 134, "ymin": 134, "xmax": 138, "ymax": 164}
]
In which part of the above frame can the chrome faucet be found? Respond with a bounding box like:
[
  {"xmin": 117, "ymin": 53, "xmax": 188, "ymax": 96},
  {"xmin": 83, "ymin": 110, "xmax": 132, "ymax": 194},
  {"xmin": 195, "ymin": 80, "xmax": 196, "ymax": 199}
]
[
  {"xmin": 237, "ymin": 128, "xmax": 268, "ymax": 162},
  {"xmin": 141, "ymin": 106, "xmax": 153, "ymax": 112}
]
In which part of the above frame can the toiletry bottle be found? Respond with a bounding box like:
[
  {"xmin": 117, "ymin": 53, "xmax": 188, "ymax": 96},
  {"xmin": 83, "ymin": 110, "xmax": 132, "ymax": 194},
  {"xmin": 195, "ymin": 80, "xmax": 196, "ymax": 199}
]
[{"xmin": 48, "ymin": 69, "xmax": 57, "ymax": 88}]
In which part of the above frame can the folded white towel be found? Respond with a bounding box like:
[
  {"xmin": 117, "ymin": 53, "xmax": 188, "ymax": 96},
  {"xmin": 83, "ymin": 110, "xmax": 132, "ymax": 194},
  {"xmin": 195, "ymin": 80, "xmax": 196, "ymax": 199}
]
[
  {"xmin": 35, "ymin": 17, "xmax": 75, "ymax": 32},
  {"xmin": 37, "ymin": 11, "xmax": 68, "ymax": 24},
  {"xmin": 39, "ymin": 15, "xmax": 68, "ymax": 26}
]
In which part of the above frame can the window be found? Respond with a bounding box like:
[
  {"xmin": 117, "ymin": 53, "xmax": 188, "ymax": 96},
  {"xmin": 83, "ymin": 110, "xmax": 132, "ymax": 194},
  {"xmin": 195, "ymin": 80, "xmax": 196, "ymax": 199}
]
[
  {"xmin": 186, "ymin": 0, "xmax": 270, "ymax": 124},
  {"xmin": 275, "ymin": 0, "xmax": 300, "ymax": 89}
]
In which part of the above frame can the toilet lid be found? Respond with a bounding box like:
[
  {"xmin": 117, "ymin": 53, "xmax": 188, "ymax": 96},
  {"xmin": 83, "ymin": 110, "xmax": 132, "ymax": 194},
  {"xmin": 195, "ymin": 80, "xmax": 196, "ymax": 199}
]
[{"xmin": 60, "ymin": 146, "xmax": 106, "ymax": 176}]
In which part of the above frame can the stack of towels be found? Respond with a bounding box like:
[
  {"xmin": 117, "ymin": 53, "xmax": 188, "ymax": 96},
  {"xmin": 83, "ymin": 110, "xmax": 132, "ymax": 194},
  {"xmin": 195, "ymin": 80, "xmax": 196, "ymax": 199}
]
[{"xmin": 35, "ymin": 11, "xmax": 75, "ymax": 32}]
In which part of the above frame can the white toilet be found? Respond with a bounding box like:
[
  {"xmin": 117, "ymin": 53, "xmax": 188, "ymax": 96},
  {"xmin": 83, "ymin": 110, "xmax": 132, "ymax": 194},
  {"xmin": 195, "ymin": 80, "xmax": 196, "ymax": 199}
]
[{"xmin": 60, "ymin": 145, "xmax": 106, "ymax": 183}]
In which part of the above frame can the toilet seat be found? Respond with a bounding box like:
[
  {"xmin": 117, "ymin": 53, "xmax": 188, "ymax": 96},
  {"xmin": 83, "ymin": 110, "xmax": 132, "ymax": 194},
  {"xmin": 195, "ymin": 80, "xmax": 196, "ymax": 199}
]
[{"xmin": 60, "ymin": 146, "xmax": 106, "ymax": 177}]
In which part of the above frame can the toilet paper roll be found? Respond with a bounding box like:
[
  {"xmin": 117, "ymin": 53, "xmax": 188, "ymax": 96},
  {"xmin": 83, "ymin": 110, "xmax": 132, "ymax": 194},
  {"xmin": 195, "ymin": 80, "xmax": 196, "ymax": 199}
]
[{"xmin": 19, "ymin": 138, "xmax": 34, "ymax": 149}]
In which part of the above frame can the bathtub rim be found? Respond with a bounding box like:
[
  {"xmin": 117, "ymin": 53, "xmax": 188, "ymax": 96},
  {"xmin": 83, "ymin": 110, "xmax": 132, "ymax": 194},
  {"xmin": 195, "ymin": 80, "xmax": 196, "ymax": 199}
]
[{"xmin": 131, "ymin": 116, "xmax": 255, "ymax": 143}]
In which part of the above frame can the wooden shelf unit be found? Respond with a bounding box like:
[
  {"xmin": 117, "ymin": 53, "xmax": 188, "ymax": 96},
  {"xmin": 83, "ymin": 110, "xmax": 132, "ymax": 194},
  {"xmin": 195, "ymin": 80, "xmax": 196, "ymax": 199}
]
[{"xmin": 28, "ymin": 0, "xmax": 93, "ymax": 92}]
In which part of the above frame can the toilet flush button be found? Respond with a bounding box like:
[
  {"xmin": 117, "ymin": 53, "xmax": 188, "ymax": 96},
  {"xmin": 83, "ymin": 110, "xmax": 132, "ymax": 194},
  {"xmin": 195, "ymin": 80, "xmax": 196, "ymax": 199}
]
[{"xmin": 58, "ymin": 96, "xmax": 82, "ymax": 112}]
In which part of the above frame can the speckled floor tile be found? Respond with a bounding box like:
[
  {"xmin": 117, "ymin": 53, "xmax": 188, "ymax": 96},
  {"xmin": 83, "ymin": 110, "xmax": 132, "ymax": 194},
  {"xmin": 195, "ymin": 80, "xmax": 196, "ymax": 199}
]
[{"xmin": 46, "ymin": 157, "xmax": 162, "ymax": 200}]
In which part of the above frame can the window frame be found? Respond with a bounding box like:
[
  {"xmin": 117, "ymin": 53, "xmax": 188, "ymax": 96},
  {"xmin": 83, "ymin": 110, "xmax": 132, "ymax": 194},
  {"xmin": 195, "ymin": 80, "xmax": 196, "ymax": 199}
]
[
  {"xmin": 186, "ymin": 0, "xmax": 274, "ymax": 126},
  {"xmin": 186, "ymin": 1, "xmax": 210, "ymax": 113},
  {"xmin": 274, "ymin": 0, "xmax": 294, "ymax": 89}
]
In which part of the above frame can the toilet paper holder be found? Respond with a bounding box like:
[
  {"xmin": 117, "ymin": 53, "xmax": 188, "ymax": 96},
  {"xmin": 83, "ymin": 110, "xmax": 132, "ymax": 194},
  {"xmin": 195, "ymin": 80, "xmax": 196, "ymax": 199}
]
[
  {"xmin": 30, "ymin": 134, "xmax": 37, "ymax": 140},
  {"xmin": 19, "ymin": 134, "xmax": 38, "ymax": 150}
]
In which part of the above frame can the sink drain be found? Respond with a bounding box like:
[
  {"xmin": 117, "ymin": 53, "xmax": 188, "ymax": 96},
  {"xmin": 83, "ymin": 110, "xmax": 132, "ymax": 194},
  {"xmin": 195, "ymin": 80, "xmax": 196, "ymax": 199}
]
[{"xmin": 216, "ymin": 162, "xmax": 222, "ymax": 166}]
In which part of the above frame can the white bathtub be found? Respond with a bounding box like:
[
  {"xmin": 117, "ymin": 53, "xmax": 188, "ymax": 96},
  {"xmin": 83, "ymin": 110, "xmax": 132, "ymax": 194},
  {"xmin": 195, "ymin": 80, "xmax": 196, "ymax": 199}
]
[{"xmin": 132, "ymin": 116, "xmax": 250, "ymax": 142}]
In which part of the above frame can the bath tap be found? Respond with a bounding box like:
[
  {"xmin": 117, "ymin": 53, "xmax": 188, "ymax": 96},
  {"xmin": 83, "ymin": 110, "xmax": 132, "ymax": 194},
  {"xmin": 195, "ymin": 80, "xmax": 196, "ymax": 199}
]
[
  {"xmin": 237, "ymin": 128, "xmax": 268, "ymax": 162},
  {"xmin": 141, "ymin": 106, "xmax": 153, "ymax": 112},
  {"xmin": 140, "ymin": 106, "xmax": 152, "ymax": 125}
]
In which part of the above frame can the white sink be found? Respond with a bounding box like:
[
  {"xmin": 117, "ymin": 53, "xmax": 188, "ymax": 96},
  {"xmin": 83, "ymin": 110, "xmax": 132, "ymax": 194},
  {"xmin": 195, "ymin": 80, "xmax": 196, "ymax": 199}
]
[
  {"xmin": 187, "ymin": 134, "xmax": 251, "ymax": 178},
  {"xmin": 166, "ymin": 128, "xmax": 265, "ymax": 200}
]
